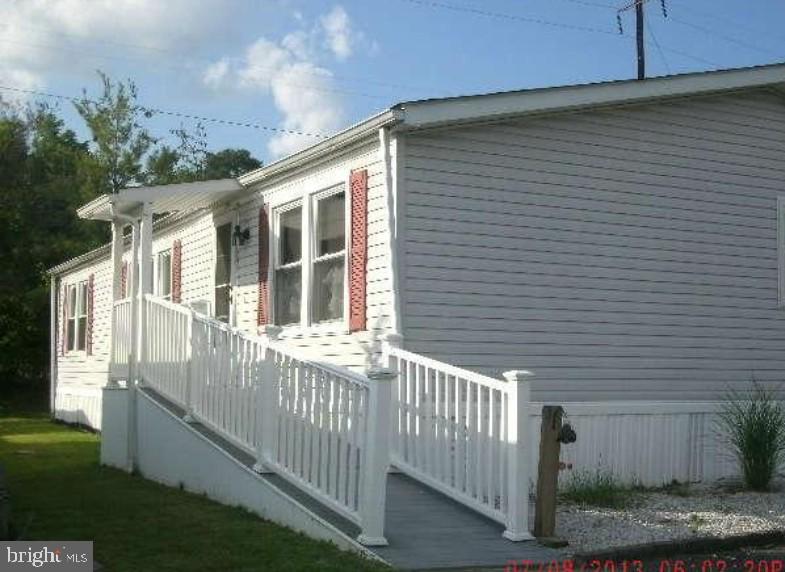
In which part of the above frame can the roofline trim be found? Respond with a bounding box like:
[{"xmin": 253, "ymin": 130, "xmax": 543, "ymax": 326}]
[
  {"xmin": 237, "ymin": 109, "xmax": 401, "ymax": 187},
  {"xmin": 395, "ymin": 63, "xmax": 785, "ymax": 129}
]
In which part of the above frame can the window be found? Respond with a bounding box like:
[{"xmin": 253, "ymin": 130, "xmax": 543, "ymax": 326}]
[
  {"xmin": 67, "ymin": 281, "xmax": 88, "ymax": 352},
  {"xmin": 155, "ymin": 250, "xmax": 172, "ymax": 301},
  {"xmin": 215, "ymin": 223, "xmax": 233, "ymax": 323},
  {"xmin": 274, "ymin": 205, "xmax": 302, "ymax": 325},
  {"xmin": 271, "ymin": 187, "xmax": 347, "ymax": 328},
  {"xmin": 312, "ymin": 191, "xmax": 345, "ymax": 323}
]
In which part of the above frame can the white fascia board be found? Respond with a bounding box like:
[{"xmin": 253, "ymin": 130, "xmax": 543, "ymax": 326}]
[
  {"xmin": 237, "ymin": 109, "xmax": 401, "ymax": 187},
  {"xmin": 76, "ymin": 194, "xmax": 112, "ymax": 221},
  {"xmin": 115, "ymin": 178, "xmax": 242, "ymax": 204},
  {"xmin": 396, "ymin": 63, "xmax": 785, "ymax": 128}
]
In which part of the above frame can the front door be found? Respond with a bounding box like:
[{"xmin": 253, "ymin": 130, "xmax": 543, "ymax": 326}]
[{"xmin": 214, "ymin": 222, "xmax": 233, "ymax": 323}]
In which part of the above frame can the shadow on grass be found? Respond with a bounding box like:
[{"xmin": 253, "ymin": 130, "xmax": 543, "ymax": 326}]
[{"xmin": 1, "ymin": 413, "xmax": 386, "ymax": 572}]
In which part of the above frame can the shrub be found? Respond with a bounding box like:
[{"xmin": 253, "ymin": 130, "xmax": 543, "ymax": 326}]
[
  {"xmin": 717, "ymin": 381, "xmax": 785, "ymax": 491},
  {"xmin": 561, "ymin": 469, "xmax": 633, "ymax": 508}
]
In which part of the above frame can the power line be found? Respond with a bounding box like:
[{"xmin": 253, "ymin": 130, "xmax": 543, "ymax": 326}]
[
  {"xmin": 0, "ymin": 37, "xmax": 396, "ymax": 102},
  {"xmin": 0, "ymin": 85, "xmax": 329, "ymax": 139},
  {"xmin": 400, "ymin": 0, "xmax": 718, "ymax": 67},
  {"xmin": 398, "ymin": 0, "xmax": 619, "ymax": 35},
  {"xmin": 667, "ymin": 15, "xmax": 780, "ymax": 58},
  {"xmin": 648, "ymin": 20, "xmax": 672, "ymax": 75},
  {"xmin": 668, "ymin": 0, "xmax": 785, "ymax": 45},
  {"xmin": 559, "ymin": 0, "xmax": 780, "ymax": 60},
  {"xmin": 3, "ymin": 22, "xmax": 444, "ymax": 98}
]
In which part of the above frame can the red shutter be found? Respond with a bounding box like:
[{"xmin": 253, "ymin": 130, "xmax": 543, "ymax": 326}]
[
  {"xmin": 120, "ymin": 261, "xmax": 128, "ymax": 299},
  {"xmin": 172, "ymin": 239, "xmax": 182, "ymax": 303},
  {"xmin": 60, "ymin": 285, "xmax": 68, "ymax": 356},
  {"xmin": 257, "ymin": 207, "xmax": 271, "ymax": 326},
  {"xmin": 86, "ymin": 274, "xmax": 95, "ymax": 356},
  {"xmin": 349, "ymin": 169, "xmax": 368, "ymax": 332}
]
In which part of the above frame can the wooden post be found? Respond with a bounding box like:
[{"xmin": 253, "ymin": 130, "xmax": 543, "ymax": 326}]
[
  {"xmin": 534, "ymin": 405, "xmax": 564, "ymax": 541},
  {"xmin": 357, "ymin": 367, "xmax": 395, "ymax": 546},
  {"xmin": 502, "ymin": 370, "xmax": 535, "ymax": 542}
]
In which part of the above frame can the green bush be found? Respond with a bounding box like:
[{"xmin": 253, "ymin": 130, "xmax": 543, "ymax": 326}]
[{"xmin": 717, "ymin": 381, "xmax": 785, "ymax": 491}]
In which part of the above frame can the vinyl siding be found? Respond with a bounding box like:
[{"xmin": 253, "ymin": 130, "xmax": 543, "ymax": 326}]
[
  {"xmin": 241, "ymin": 136, "xmax": 393, "ymax": 370},
  {"xmin": 54, "ymin": 258, "xmax": 112, "ymax": 428},
  {"xmin": 401, "ymin": 89, "xmax": 785, "ymax": 401}
]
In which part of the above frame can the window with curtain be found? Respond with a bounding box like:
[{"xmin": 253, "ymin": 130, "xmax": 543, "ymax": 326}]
[
  {"xmin": 274, "ymin": 205, "xmax": 302, "ymax": 325},
  {"xmin": 312, "ymin": 191, "xmax": 345, "ymax": 323},
  {"xmin": 67, "ymin": 281, "xmax": 88, "ymax": 352}
]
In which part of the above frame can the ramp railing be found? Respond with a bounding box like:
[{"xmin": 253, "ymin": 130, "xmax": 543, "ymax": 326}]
[
  {"xmin": 137, "ymin": 295, "xmax": 394, "ymax": 546},
  {"xmin": 383, "ymin": 341, "xmax": 534, "ymax": 541}
]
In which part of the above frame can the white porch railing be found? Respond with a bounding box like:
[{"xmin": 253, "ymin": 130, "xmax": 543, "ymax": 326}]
[
  {"xmin": 137, "ymin": 295, "xmax": 393, "ymax": 546},
  {"xmin": 383, "ymin": 343, "xmax": 534, "ymax": 541},
  {"xmin": 111, "ymin": 299, "xmax": 132, "ymax": 372}
]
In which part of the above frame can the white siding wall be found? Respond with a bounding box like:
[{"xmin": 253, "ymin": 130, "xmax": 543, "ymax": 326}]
[
  {"xmin": 240, "ymin": 137, "xmax": 393, "ymax": 370},
  {"xmin": 151, "ymin": 212, "xmax": 216, "ymax": 307},
  {"xmin": 54, "ymin": 257, "xmax": 112, "ymax": 429},
  {"xmin": 54, "ymin": 135, "xmax": 393, "ymax": 428},
  {"xmin": 401, "ymin": 90, "xmax": 785, "ymax": 402}
]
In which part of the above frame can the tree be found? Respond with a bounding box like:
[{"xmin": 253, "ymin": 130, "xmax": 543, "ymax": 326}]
[
  {"xmin": 0, "ymin": 105, "xmax": 105, "ymax": 397},
  {"xmin": 73, "ymin": 71, "xmax": 155, "ymax": 193},
  {"xmin": 203, "ymin": 148, "xmax": 262, "ymax": 179}
]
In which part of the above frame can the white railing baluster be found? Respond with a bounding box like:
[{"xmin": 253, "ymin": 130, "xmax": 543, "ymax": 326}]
[
  {"xmin": 134, "ymin": 296, "xmax": 394, "ymax": 546},
  {"xmin": 383, "ymin": 343, "xmax": 532, "ymax": 539}
]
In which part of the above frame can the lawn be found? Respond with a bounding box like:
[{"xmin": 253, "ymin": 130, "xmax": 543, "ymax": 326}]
[{"xmin": 0, "ymin": 412, "xmax": 387, "ymax": 572}]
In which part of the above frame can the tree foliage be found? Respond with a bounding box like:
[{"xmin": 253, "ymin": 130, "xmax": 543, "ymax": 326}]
[
  {"xmin": 73, "ymin": 72, "xmax": 156, "ymax": 193},
  {"xmin": 0, "ymin": 72, "xmax": 261, "ymax": 398}
]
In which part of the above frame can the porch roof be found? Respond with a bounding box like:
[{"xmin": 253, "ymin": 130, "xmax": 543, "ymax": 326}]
[{"xmin": 76, "ymin": 178, "xmax": 244, "ymax": 221}]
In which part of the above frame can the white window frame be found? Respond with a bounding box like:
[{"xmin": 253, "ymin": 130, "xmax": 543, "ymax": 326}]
[
  {"xmin": 66, "ymin": 281, "xmax": 88, "ymax": 354},
  {"xmin": 154, "ymin": 249, "xmax": 172, "ymax": 301},
  {"xmin": 272, "ymin": 200, "xmax": 304, "ymax": 327},
  {"xmin": 269, "ymin": 179, "xmax": 350, "ymax": 334},
  {"xmin": 309, "ymin": 186, "xmax": 348, "ymax": 327}
]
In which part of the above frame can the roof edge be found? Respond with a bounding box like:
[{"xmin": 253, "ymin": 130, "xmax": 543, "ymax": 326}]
[
  {"xmin": 396, "ymin": 62, "xmax": 785, "ymax": 129},
  {"xmin": 237, "ymin": 109, "xmax": 401, "ymax": 187}
]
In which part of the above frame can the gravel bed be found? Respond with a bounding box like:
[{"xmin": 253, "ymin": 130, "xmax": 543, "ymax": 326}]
[{"xmin": 556, "ymin": 484, "xmax": 785, "ymax": 555}]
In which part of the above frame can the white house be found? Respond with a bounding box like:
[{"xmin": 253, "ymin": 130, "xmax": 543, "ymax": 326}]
[{"xmin": 47, "ymin": 63, "xmax": 785, "ymax": 551}]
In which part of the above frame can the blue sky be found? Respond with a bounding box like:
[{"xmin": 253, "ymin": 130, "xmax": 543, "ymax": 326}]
[{"xmin": 1, "ymin": 0, "xmax": 784, "ymax": 164}]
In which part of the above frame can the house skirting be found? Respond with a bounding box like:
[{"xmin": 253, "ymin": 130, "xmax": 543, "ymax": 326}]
[
  {"xmin": 532, "ymin": 401, "xmax": 741, "ymax": 487},
  {"xmin": 60, "ymin": 384, "xmax": 750, "ymax": 486},
  {"xmin": 53, "ymin": 386, "xmax": 103, "ymax": 430}
]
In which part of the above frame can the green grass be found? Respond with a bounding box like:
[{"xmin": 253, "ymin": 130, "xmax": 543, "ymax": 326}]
[
  {"xmin": 560, "ymin": 469, "xmax": 637, "ymax": 508},
  {"xmin": 0, "ymin": 412, "xmax": 387, "ymax": 572}
]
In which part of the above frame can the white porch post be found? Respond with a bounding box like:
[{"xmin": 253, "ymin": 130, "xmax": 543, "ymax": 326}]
[
  {"xmin": 136, "ymin": 203, "xmax": 153, "ymax": 384},
  {"xmin": 502, "ymin": 370, "xmax": 535, "ymax": 542},
  {"xmin": 128, "ymin": 220, "xmax": 141, "ymax": 384},
  {"xmin": 357, "ymin": 367, "xmax": 396, "ymax": 547},
  {"xmin": 106, "ymin": 219, "xmax": 125, "ymax": 388}
]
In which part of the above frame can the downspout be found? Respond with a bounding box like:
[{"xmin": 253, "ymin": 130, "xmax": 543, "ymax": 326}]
[
  {"xmin": 378, "ymin": 127, "xmax": 402, "ymax": 340},
  {"xmin": 49, "ymin": 277, "xmax": 58, "ymax": 418}
]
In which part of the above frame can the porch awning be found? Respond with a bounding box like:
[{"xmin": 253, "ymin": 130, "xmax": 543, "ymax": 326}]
[{"xmin": 76, "ymin": 178, "xmax": 244, "ymax": 221}]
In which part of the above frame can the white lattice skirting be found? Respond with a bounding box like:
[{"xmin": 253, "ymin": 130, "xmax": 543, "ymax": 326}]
[{"xmin": 54, "ymin": 387, "xmax": 103, "ymax": 430}]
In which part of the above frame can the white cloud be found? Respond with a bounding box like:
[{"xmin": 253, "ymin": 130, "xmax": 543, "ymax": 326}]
[
  {"xmin": 321, "ymin": 6, "xmax": 353, "ymax": 60},
  {"xmin": 0, "ymin": 0, "xmax": 226, "ymax": 94},
  {"xmin": 203, "ymin": 60, "xmax": 231, "ymax": 90},
  {"xmin": 204, "ymin": 5, "xmax": 361, "ymax": 158}
]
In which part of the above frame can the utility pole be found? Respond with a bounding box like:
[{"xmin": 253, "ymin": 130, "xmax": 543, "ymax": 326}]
[
  {"xmin": 635, "ymin": 0, "xmax": 645, "ymax": 80},
  {"xmin": 617, "ymin": 0, "xmax": 666, "ymax": 80}
]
